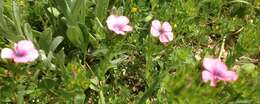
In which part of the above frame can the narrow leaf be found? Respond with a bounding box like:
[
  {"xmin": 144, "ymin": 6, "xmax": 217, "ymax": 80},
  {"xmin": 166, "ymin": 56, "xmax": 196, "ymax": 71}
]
[
  {"xmin": 24, "ymin": 23, "xmax": 34, "ymax": 41},
  {"xmin": 50, "ymin": 36, "xmax": 64, "ymax": 52},
  {"xmin": 12, "ymin": 1, "xmax": 23, "ymax": 36}
]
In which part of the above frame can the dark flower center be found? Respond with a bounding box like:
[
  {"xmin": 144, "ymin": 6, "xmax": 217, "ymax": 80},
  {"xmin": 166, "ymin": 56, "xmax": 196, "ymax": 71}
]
[
  {"xmin": 15, "ymin": 51, "xmax": 27, "ymax": 57},
  {"xmin": 212, "ymin": 70, "xmax": 223, "ymax": 77}
]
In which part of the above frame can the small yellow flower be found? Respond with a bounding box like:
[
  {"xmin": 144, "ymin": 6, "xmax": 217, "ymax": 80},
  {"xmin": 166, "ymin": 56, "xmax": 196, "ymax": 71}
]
[
  {"xmin": 174, "ymin": 24, "xmax": 177, "ymax": 28},
  {"xmin": 131, "ymin": 7, "xmax": 139, "ymax": 13}
]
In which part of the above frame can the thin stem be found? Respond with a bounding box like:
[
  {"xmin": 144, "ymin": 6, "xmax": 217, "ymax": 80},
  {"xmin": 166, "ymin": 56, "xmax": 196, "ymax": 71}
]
[{"xmin": 218, "ymin": 35, "xmax": 227, "ymax": 59}]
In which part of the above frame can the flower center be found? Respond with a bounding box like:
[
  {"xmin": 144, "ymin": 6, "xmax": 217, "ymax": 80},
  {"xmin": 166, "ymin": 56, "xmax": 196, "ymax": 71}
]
[
  {"xmin": 212, "ymin": 70, "xmax": 223, "ymax": 78},
  {"xmin": 159, "ymin": 28, "xmax": 164, "ymax": 34},
  {"xmin": 15, "ymin": 51, "xmax": 27, "ymax": 57}
]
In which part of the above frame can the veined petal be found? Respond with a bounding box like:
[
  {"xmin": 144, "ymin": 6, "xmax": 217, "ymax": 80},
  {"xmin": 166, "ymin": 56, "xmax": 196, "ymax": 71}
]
[
  {"xmin": 106, "ymin": 15, "xmax": 117, "ymax": 30},
  {"xmin": 159, "ymin": 32, "xmax": 173, "ymax": 43},
  {"xmin": 150, "ymin": 27, "xmax": 160, "ymax": 37},
  {"xmin": 162, "ymin": 22, "xmax": 172, "ymax": 32},
  {"xmin": 1, "ymin": 48, "xmax": 14, "ymax": 59},
  {"xmin": 151, "ymin": 20, "xmax": 161, "ymax": 30}
]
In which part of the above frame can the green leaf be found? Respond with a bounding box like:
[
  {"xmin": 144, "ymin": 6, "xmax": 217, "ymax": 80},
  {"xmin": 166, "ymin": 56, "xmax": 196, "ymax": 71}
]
[
  {"xmin": 24, "ymin": 23, "xmax": 34, "ymax": 41},
  {"xmin": 53, "ymin": 0, "xmax": 71, "ymax": 17},
  {"xmin": 17, "ymin": 84, "xmax": 25, "ymax": 104},
  {"xmin": 39, "ymin": 28, "xmax": 53, "ymax": 51},
  {"xmin": 70, "ymin": 0, "xmax": 86, "ymax": 23},
  {"xmin": 96, "ymin": 0, "xmax": 109, "ymax": 21},
  {"xmin": 144, "ymin": 14, "xmax": 153, "ymax": 22},
  {"xmin": 66, "ymin": 25, "xmax": 85, "ymax": 49},
  {"xmin": 53, "ymin": 49, "xmax": 65, "ymax": 68},
  {"xmin": 50, "ymin": 36, "xmax": 64, "ymax": 52},
  {"xmin": 78, "ymin": 24, "xmax": 90, "ymax": 51},
  {"xmin": 0, "ymin": 5, "xmax": 21, "ymax": 41},
  {"xmin": 12, "ymin": 1, "xmax": 23, "ymax": 36}
]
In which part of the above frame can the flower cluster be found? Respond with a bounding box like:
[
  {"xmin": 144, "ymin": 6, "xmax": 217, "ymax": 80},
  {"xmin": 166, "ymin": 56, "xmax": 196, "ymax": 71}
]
[
  {"xmin": 0, "ymin": 14, "xmax": 238, "ymax": 87},
  {"xmin": 106, "ymin": 14, "xmax": 238, "ymax": 87},
  {"xmin": 106, "ymin": 15, "xmax": 173, "ymax": 43}
]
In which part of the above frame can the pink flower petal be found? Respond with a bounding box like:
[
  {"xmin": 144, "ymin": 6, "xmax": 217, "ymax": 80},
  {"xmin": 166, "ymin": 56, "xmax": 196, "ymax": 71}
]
[
  {"xmin": 210, "ymin": 78, "xmax": 217, "ymax": 87},
  {"xmin": 150, "ymin": 27, "xmax": 160, "ymax": 37},
  {"xmin": 159, "ymin": 32, "xmax": 173, "ymax": 43},
  {"xmin": 150, "ymin": 20, "xmax": 161, "ymax": 37},
  {"xmin": 26, "ymin": 49, "xmax": 39, "ymax": 61},
  {"xmin": 162, "ymin": 22, "xmax": 172, "ymax": 32},
  {"xmin": 117, "ymin": 16, "xmax": 129, "ymax": 25},
  {"xmin": 221, "ymin": 71, "xmax": 238, "ymax": 81},
  {"xmin": 203, "ymin": 58, "xmax": 224, "ymax": 72},
  {"xmin": 113, "ymin": 29, "xmax": 126, "ymax": 35},
  {"xmin": 16, "ymin": 40, "xmax": 35, "ymax": 51},
  {"xmin": 1, "ymin": 48, "xmax": 14, "ymax": 59},
  {"xmin": 122, "ymin": 25, "xmax": 133, "ymax": 32},
  {"xmin": 215, "ymin": 60, "xmax": 228, "ymax": 71},
  {"xmin": 106, "ymin": 15, "xmax": 117, "ymax": 31},
  {"xmin": 151, "ymin": 20, "xmax": 161, "ymax": 30},
  {"xmin": 13, "ymin": 56, "xmax": 30, "ymax": 63},
  {"xmin": 202, "ymin": 71, "xmax": 212, "ymax": 82}
]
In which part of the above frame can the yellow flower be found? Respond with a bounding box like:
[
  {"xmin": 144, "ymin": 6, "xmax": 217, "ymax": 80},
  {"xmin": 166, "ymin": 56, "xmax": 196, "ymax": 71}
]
[{"xmin": 131, "ymin": 7, "xmax": 139, "ymax": 13}]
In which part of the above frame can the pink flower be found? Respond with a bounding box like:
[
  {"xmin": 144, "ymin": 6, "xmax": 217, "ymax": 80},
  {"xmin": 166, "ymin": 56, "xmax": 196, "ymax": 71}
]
[
  {"xmin": 1, "ymin": 40, "xmax": 39, "ymax": 63},
  {"xmin": 150, "ymin": 20, "xmax": 173, "ymax": 43},
  {"xmin": 106, "ymin": 15, "xmax": 133, "ymax": 35},
  {"xmin": 202, "ymin": 58, "xmax": 238, "ymax": 87}
]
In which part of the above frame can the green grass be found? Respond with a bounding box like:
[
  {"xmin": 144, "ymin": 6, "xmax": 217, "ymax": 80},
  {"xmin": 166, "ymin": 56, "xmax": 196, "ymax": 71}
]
[{"xmin": 0, "ymin": 0, "xmax": 259, "ymax": 103}]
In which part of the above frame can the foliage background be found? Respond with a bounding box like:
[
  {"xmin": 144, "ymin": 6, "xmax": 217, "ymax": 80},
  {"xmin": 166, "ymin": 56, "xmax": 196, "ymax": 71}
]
[{"xmin": 0, "ymin": 0, "xmax": 259, "ymax": 103}]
